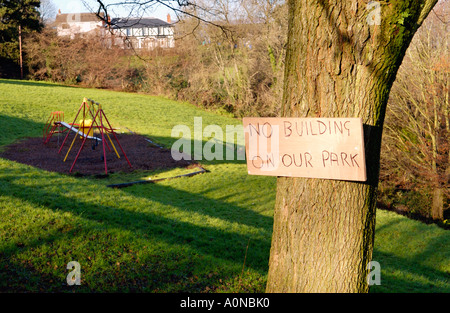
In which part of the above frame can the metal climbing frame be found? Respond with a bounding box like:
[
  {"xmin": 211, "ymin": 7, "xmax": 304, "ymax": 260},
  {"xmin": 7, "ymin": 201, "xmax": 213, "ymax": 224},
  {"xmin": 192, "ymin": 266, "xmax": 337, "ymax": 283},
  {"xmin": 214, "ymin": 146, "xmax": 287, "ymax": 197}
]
[{"xmin": 56, "ymin": 98, "xmax": 132, "ymax": 174}]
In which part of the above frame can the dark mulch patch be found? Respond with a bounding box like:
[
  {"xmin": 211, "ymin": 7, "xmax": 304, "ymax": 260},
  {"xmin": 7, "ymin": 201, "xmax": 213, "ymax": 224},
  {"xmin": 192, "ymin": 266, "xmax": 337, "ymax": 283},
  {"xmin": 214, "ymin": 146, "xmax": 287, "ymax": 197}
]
[{"xmin": 0, "ymin": 133, "xmax": 196, "ymax": 176}]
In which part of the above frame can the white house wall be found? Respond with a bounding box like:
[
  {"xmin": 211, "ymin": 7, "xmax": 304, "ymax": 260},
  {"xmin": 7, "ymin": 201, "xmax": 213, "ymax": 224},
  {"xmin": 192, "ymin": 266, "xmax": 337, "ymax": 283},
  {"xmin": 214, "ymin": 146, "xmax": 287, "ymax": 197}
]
[{"xmin": 57, "ymin": 21, "xmax": 103, "ymax": 38}]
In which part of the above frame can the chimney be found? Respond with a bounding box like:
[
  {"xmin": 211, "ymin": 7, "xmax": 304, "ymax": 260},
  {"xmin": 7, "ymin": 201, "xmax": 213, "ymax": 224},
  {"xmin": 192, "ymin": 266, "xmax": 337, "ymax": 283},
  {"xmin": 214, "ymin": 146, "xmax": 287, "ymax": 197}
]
[
  {"xmin": 167, "ymin": 13, "xmax": 171, "ymax": 24},
  {"xmin": 58, "ymin": 9, "xmax": 61, "ymax": 15}
]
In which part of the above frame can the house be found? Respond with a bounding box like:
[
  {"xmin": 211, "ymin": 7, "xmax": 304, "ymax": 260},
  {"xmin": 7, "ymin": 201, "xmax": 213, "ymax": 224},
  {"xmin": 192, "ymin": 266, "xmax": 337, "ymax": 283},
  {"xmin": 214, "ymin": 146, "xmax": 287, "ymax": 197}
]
[
  {"xmin": 108, "ymin": 15, "xmax": 175, "ymax": 50},
  {"xmin": 54, "ymin": 11, "xmax": 175, "ymax": 50},
  {"xmin": 54, "ymin": 11, "xmax": 105, "ymax": 39}
]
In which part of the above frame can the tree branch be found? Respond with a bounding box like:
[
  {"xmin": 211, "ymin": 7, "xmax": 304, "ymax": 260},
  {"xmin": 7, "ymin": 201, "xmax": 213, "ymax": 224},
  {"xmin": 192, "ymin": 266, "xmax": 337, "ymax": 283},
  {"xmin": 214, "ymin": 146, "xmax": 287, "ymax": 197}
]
[{"xmin": 417, "ymin": 0, "xmax": 439, "ymax": 26}]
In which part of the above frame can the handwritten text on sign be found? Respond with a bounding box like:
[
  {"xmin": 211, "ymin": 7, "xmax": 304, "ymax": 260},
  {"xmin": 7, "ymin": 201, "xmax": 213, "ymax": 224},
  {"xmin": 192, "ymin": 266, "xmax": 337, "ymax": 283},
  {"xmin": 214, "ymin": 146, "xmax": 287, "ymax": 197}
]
[{"xmin": 243, "ymin": 117, "xmax": 367, "ymax": 181}]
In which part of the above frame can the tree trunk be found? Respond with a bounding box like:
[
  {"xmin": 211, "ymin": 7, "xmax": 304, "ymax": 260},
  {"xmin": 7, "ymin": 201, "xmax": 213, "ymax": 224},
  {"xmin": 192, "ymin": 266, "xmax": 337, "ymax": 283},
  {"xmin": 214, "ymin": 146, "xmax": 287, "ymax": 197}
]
[
  {"xmin": 431, "ymin": 187, "xmax": 444, "ymax": 221},
  {"xmin": 19, "ymin": 24, "xmax": 23, "ymax": 80},
  {"xmin": 266, "ymin": 0, "xmax": 437, "ymax": 293}
]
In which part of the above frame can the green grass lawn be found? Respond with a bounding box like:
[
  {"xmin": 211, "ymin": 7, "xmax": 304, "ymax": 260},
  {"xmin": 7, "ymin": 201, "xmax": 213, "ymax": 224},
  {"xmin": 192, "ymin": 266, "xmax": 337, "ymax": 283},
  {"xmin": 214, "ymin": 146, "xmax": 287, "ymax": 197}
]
[{"xmin": 0, "ymin": 79, "xmax": 448, "ymax": 293}]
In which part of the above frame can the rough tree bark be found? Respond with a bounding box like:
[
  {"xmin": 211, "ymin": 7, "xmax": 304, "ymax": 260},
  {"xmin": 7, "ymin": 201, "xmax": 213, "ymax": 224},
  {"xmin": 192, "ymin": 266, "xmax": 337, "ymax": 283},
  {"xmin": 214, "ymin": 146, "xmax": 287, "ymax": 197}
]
[{"xmin": 266, "ymin": 0, "xmax": 438, "ymax": 293}]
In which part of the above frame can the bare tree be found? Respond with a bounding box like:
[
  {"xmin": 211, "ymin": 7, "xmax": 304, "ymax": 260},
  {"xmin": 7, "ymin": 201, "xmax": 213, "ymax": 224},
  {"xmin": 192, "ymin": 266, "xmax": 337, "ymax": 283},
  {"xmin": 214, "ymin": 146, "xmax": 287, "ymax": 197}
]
[{"xmin": 38, "ymin": 0, "xmax": 57, "ymax": 25}]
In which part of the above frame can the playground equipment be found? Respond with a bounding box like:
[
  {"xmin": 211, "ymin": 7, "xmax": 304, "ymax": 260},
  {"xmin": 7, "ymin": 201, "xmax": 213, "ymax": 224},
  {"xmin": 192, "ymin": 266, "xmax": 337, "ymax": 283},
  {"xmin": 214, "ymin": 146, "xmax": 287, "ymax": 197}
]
[{"xmin": 44, "ymin": 98, "xmax": 132, "ymax": 174}]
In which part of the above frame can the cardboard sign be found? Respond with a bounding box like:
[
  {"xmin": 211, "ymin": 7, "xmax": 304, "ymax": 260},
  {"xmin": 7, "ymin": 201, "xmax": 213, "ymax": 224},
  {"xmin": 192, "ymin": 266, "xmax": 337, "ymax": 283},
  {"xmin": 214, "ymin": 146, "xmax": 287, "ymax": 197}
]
[{"xmin": 243, "ymin": 117, "xmax": 367, "ymax": 182}]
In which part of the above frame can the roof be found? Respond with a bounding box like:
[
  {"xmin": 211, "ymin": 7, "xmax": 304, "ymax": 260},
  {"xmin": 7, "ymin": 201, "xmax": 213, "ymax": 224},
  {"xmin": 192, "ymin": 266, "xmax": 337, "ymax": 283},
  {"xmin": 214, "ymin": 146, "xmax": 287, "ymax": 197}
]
[
  {"xmin": 110, "ymin": 17, "xmax": 171, "ymax": 29},
  {"xmin": 55, "ymin": 13, "xmax": 104, "ymax": 24}
]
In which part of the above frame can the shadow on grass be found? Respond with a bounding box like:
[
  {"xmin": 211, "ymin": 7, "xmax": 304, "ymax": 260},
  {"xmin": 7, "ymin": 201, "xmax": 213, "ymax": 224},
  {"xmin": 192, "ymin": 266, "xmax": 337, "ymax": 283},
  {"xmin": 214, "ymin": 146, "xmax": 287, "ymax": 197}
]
[
  {"xmin": 371, "ymin": 216, "xmax": 450, "ymax": 293},
  {"xmin": 0, "ymin": 165, "xmax": 272, "ymax": 292},
  {"xmin": 1, "ymin": 162, "xmax": 449, "ymax": 292},
  {"xmin": 0, "ymin": 115, "xmax": 46, "ymax": 147},
  {"xmin": 371, "ymin": 249, "xmax": 450, "ymax": 293}
]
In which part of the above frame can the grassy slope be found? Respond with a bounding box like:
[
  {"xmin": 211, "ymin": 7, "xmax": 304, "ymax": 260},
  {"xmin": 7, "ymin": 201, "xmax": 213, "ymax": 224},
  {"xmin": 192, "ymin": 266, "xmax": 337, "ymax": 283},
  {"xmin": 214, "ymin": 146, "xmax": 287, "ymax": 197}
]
[{"xmin": 0, "ymin": 79, "xmax": 448, "ymax": 293}]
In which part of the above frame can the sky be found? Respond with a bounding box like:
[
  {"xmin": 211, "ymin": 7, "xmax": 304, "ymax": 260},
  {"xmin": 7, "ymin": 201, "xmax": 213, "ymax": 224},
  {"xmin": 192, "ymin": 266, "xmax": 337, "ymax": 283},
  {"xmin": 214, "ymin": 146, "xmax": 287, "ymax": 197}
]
[{"xmin": 51, "ymin": 0, "xmax": 175, "ymax": 21}]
